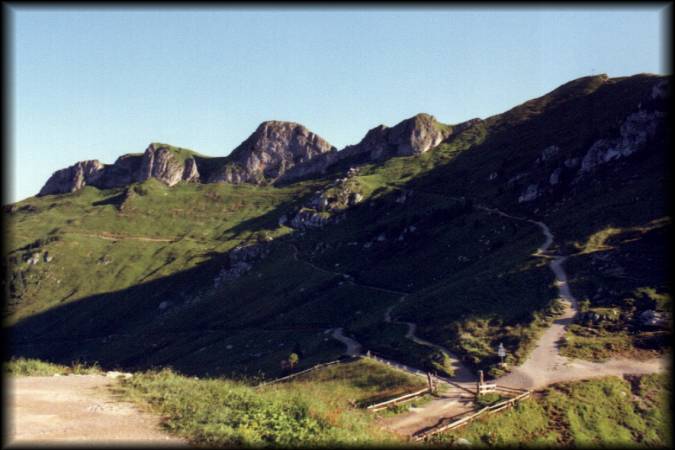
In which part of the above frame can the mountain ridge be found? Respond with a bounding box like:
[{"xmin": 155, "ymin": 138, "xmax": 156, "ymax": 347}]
[{"xmin": 37, "ymin": 73, "xmax": 665, "ymax": 197}]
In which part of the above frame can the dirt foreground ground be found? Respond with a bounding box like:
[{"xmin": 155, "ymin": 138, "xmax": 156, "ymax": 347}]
[{"xmin": 6, "ymin": 374, "xmax": 188, "ymax": 446}]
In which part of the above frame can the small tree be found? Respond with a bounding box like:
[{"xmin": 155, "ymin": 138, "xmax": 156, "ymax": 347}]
[{"xmin": 288, "ymin": 353, "xmax": 299, "ymax": 369}]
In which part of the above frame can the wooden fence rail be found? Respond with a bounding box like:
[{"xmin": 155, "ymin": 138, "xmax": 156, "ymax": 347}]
[
  {"xmin": 478, "ymin": 383, "xmax": 497, "ymax": 394},
  {"xmin": 494, "ymin": 385, "xmax": 528, "ymax": 394},
  {"xmin": 366, "ymin": 387, "xmax": 431, "ymax": 412},
  {"xmin": 362, "ymin": 352, "xmax": 476, "ymax": 396},
  {"xmin": 412, "ymin": 390, "xmax": 532, "ymax": 441},
  {"xmin": 254, "ymin": 357, "xmax": 354, "ymax": 389}
]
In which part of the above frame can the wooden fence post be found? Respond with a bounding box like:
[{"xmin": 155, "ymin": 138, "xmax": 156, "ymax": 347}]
[{"xmin": 477, "ymin": 370, "xmax": 484, "ymax": 397}]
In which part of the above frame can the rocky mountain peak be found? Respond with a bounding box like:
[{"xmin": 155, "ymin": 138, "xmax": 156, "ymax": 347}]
[
  {"xmin": 37, "ymin": 143, "xmax": 201, "ymax": 196},
  {"xmin": 208, "ymin": 121, "xmax": 336, "ymax": 184},
  {"xmin": 276, "ymin": 113, "xmax": 457, "ymax": 184},
  {"xmin": 38, "ymin": 160, "xmax": 106, "ymax": 196},
  {"xmin": 342, "ymin": 113, "xmax": 452, "ymax": 161}
]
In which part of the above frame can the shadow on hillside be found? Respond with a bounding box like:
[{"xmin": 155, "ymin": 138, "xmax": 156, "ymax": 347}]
[
  {"xmin": 9, "ymin": 249, "xmax": 229, "ymax": 372},
  {"xmin": 222, "ymin": 193, "xmax": 316, "ymax": 239},
  {"xmin": 8, "ymin": 182, "xmax": 457, "ymax": 378},
  {"xmin": 9, "ymin": 80, "xmax": 669, "ymax": 379}
]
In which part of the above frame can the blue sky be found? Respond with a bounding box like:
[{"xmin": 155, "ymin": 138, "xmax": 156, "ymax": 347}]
[{"xmin": 8, "ymin": 6, "xmax": 670, "ymax": 202}]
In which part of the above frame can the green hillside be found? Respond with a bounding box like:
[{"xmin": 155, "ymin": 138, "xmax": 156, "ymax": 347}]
[
  {"xmin": 434, "ymin": 374, "xmax": 670, "ymax": 447},
  {"xmin": 6, "ymin": 73, "xmax": 670, "ymax": 382}
]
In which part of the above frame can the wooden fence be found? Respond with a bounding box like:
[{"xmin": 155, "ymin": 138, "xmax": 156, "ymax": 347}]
[
  {"xmin": 477, "ymin": 383, "xmax": 497, "ymax": 394},
  {"xmin": 412, "ymin": 389, "xmax": 532, "ymax": 441},
  {"xmin": 362, "ymin": 351, "xmax": 475, "ymax": 396},
  {"xmin": 366, "ymin": 387, "xmax": 431, "ymax": 412},
  {"xmin": 254, "ymin": 357, "xmax": 354, "ymax": 389}
]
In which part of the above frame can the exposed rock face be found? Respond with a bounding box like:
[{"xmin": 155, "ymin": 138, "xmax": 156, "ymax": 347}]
[
  {"xmin": 99, "ymin": 154, "xmax": 144, "ymax": 188},
  {"xmin": 37, "ymin": 114, "xmax": 470, "ymax": 194},
  {"xmin": 38, "ymin": 160, "xmax": 105, "ymax": 196},
  {"xmin": 579, "ymin": 109, "xmax": 665, "ymax": 174},
  {"xmin": 289, "ymin": 209, "xmax": 331, "ymax": 229},
  {"xmin": 340, "ymin": 113, "xmax": 452, "ymax": 160},
  {"xmin": 137, "ymin": 144, "xmax": 200, "ymax": 186},
  {"xmin": 278, "ymin": 113, "xmax": 454, "ymax": 184},
  {"xmin": 208, "ymin": 121, "xmax": 336, "ymax": 184},
  {"xmin": 182, "ymin": 158, "xmax": 200, "ymax": 182},
  {"xmin": 213, "ymin": 243, "xmax": 271, "ymax": 288},
  {"xmin": 518, "ymin": 184, "xmax": 540, "ymax": 203},
  {"xmin": 38, "ymin": 144, "xmax": 201, "ymax": 196}
]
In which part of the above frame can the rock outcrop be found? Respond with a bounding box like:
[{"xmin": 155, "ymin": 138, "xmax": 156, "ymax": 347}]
[
  {"xmin": 213, "ymin": 243, "xmax": 271, "ymax": 288},
  {"xmin": 278, "ymin": 113, "xmax": 455, "ymax": 183},
  {"xmin": 137, "ymin": 144, "xmax": 200, "ymax": 186},
  {"xmin": 341, "ymin": 113, "xmax": 451, "ymax": 160},
  {"xmin": 37, "ymin": 114, "xmax": 472, "ymax": 195},
  {"xmin": 38, "ymin": 160, "xmax": 106, "ymax": 196},
  {"xmin": 579, "ymin": 109, "xmax": 665, "ymax": 174},
  {"xmin": 207, "ymin": 121, "xmax": 336, "ymax": 184},
  {"xmin": 38, "ymin": 144, "xmax": 201, "ymax": 196}
]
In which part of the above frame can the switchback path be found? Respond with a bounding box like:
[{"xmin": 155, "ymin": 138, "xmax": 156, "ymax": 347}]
[
  {"xmin": 7, "ymin": 375, "xmax": 188, "ymax": 445},
  {"xmin": 330, "ymin": 328, "xmax": 362, "ymax": 356},
  {"xmin": 289, "ymin": 242, "xmax": 479, "ymax": 435},
  {"xmin": 289, "ymin": 242, "xmax": 472, "ymax": 386},
  {"xmin": 478, "ymin": 206, "xmax": 668, "ymax": 390},
  {"xmin": 383, "ymin": 206, "xmax": 668, "ymax": 435}
]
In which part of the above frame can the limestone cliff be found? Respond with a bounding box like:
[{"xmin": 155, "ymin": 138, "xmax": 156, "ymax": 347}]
[
  {"xmin": 278, "ymin": 113, "xmax": 456, "ymax": 183},
  {"xmin": 38, "ymin": 144, "xmax": 201, "ymax": 196},
  {"xmin": 206, "ymin": 121, "xmax": 336, "ymax": 184}
]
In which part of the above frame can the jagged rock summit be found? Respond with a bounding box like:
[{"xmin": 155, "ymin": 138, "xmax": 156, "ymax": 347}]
[
  {"xmin": 278, "ymin": 113, "xmax": 479, "ymax": 183},
  {"xmin": 38, "ymin": 115, "xmax": 462, "ymax": 196},
  {"xmin": 38, "ymin": 143, "xmax": 202, "ymax": 196},
  {"xmin": 206, "ymin": 121, "xmax": 337, "ymax": 184},
  {"xmin": 344, "ymin": 113, "xmax": 452, "ymax": 160}
]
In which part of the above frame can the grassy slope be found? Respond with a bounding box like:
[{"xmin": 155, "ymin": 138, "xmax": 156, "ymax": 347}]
[
  {"xmin": 6, "ymin": 73, "xmax": 669, "ymax": 380},
  {"xmin": 6, "ymin": 179, "xmax": 318, "ymax": 322},
  {"xmin": 115, "ymin": 358, "xmax": 422, "ymax": 446},
  {"xmin": 433, "ymin": 374, "xmax": 670, "ymax": 447},
  {"xmin": 5, "ymin": 356, "xmax": 424, "ymax": 446}
]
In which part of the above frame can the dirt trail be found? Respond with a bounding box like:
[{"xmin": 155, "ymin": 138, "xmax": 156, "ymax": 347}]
[
  {"xmin": 382, "ymin": 206, "xmax": 668, "ymax": 435},
  {"xmin": 7, "ymin": 375, "xmax": 188, "ymax": 446},
  {"xmin": 331, "ymin": 328, "xmax": 362, "ymax": 356},
  {"xmin": 68, "ymin": 231, "xmax": 178, "ymax": 242},
  {"xmin": 292, "ymin": 224, "xmax": 668, "ymax": 436},
  {"xmin": 384, "ymin": 298, "xmax": 475, "ymax": 384},
  {"xmin": 66, "ymin": 230, "xmax": 211, "ymax": 244},
  {"xmin": 478, "ymin": 206, "xmax": 669, "ymax": 389}
]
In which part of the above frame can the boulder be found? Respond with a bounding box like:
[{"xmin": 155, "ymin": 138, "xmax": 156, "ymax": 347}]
[
  {"xmin": 549, "ymin": 168, "xmax": 562, "ymax": 185},
  {"xmin": 27, "ymin": 252, "xmax": 41, "ymax": 265},
  {"xmin": 518, "ymin": 184, "xmax": 540, "ymax": 203}
]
